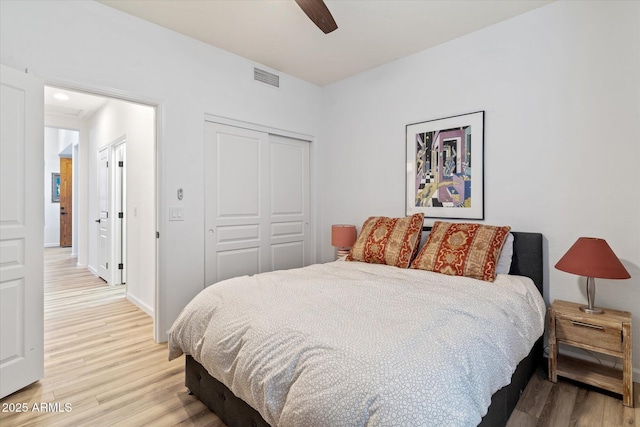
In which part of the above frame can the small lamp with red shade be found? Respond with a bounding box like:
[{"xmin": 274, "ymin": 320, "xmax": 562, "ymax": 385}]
[
  {"xmin": 555, "ymin": 237, "xmax": 630, "ymax": 314},
  {"xmin": 331, "ymin": 224, "xmax": 357, "ymax": 260}
]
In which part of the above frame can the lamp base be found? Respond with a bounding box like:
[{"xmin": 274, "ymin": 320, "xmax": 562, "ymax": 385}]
[
  {"xmin": 580, "ymin": 276, "xmax": 604, "ymax": 314},
  {"xmin": 336, "ymin": 248, "xmax": 350, "ymax": 259},
  {"xmin": 579, "ymin": 305, "xmax": 604, "ymax": 315}
]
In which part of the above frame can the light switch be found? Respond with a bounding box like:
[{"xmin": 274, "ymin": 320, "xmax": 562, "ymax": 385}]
[{"xmin": 169, "ymin": 207, "xmax": 184, "ymax": 221}]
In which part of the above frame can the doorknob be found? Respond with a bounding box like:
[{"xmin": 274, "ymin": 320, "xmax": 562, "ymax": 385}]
[
  {"xmin": 60, "ymin": 212, "xmax": 67, "ymax": 215},
  {"xmin": 95, "ymin": 219, "xmax": 101, "ymax": 223}
]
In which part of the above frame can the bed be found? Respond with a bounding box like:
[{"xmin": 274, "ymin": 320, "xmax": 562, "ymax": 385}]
[{"xmin": 169, "ymin": 227, "xmax": 545, "ymax": 427}]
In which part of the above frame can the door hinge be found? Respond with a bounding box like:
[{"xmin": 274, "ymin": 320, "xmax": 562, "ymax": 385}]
[
  {"xmin": 156, "ymin": 231, "xmax": 160, "ymax": 238},
  {"xmin": 106, "ymin": 161, "xmax": 108, "ymax": 167},
  {"xmin": 106, "ymin": 262, "xmax": 108, "ymax": 269},
  {"xmin": 118, "ymin": 212, "xmax": 124, "ymax": 219},
  {"xmin": 119, "ymin": 161, "xmax": 124, "ymax": 167},
  {"xmin": 118, "ymin": 263, "xmax": 124, "ymax": 270}
]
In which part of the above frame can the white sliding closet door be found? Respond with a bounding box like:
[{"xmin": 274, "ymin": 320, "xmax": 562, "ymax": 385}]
[
  {"xmin": 204, "ymin": 122, "xmax": 310, "ymax": 287},
  {"xmin": 269, "ymin": 134, "xmax": 310, "ymax": 272}
]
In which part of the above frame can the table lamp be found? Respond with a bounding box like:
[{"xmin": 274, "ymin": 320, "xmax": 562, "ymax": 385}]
[
  {"xmin": 331, "ymin": 224, "xmax": 356, "ymax": 259},
  {"xmin": 555, "ymin": 237, "xmax": 630, "ymax": 314}
]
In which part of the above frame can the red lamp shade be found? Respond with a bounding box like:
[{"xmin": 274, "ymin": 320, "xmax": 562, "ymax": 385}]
[
  {"xmin": 555, "ymin": 237, "xmax": 630, "ymax": 314},
  {"xmin": 555, "ymin": 237, "xmax": 630, "ymax": 279},
  {"xmin": 331, "ymin": 224, "xmax": 357, "ymax": 249}
]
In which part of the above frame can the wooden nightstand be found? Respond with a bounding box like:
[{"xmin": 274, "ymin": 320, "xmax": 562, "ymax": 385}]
[{"xmin": 548, "ymin": 299, "xmax": 633, "ymax": 407}]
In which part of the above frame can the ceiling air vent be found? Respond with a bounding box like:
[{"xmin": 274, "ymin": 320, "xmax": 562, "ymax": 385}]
[{"xmin": 254, "ymin": 67, "xmax": 280, "ymax": 88}]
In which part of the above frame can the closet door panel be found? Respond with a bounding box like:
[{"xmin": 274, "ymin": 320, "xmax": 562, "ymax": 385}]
[
  {"xmin": 271, "ymin": 242, "xmax": 304, "ymax": 272},
  {"xmin": 205, "ymin": 123, "xmax": 268, "ymax": 287},
  {"xmin": 269, "ymin": 135, "xmax": 310, "ymax": 269},
  {"xmin": 217, "ymin": 134, "xmax": 260, "ymax": 218},
  {"xmin": 216, "ymin": 247, "xmax": 260, "ymax": 283},
  {"xmin": 270, "ymin": 142, "xmax": 304, "ymax": 216}
]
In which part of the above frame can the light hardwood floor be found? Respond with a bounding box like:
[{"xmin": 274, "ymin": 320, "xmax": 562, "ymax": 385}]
[
  {"xmin": 0, "ymin": 247, "xmax": 224, "ymax": 427},
  {"xmin": 507, "ymin": 368, "xmax": 638, "ymax": 427},
  {"xmin": 0, "ymin": 247, "xmax": 637, "ymax": 426}
]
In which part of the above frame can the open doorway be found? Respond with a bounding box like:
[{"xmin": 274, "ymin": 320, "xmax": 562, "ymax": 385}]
[
  {"xmin": 44, "ymin": 85, "xmax": 157, "ymax": 321},
  {"xmin": 44, "ymin": 127, "xmax": 78, "ymax": 249}
]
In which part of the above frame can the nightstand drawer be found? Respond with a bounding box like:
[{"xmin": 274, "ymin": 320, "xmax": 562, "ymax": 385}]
[{"xmin": 556, "ymin": 317, "xmax": 622, "ymax": 353}]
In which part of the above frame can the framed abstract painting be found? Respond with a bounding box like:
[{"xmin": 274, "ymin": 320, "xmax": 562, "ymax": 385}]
[
  {"xmin": 51, "ymin": 172, "xmax": 60, "ymax": 203},
  {"xmin": 406, "ymin": 111, "xmax": 484, "ymax": 222}
]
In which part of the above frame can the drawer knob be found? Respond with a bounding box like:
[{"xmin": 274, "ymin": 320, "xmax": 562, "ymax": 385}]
[{"xmin": 570, "ymin": 320, "xmax": 604, "ymax": 330}]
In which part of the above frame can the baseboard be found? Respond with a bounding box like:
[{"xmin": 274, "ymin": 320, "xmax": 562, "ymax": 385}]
[
  {"xmin": 44, "ymin": 243, "xmax": 60, "ymax": 248},
  {"xmin": 126, "ymin": 292, "xmax": 154, "ymax": 318},
  {"xmin": 88, "ymin": 265, "xmax": 98, "ymax": 276},
  {"xmin": 76, "ymin": 263, "xmax": 87, "ymax": 269}
]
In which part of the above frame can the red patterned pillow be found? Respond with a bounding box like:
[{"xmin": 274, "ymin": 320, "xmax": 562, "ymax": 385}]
[
  {"xmin": 410, "ymin": 221, "xmax": 511, "ymax": 282},
  {"xmin": 346, "ymin": 213, "xmax": 424, "ymax": 268}
]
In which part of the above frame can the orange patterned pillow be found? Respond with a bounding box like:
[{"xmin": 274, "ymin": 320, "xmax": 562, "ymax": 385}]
[
  {"xmin": 410, "ymin": 221, "xmax": 511, "ymax": 282},
  {"xmin": 346, "ymin": 213, "xmax": 424, "ymax": 268}
]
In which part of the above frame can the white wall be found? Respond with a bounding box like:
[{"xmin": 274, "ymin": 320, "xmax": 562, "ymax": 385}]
[
  {"xmin": 0, "ymin": 0, "xmax": 323, "ymax": 341},
  {"xmin": 87, "ymin": 99, "xmax": 156, "ymax": 315},
  {"xmin": 321, "ymin": 1, "xmax": 640, "ymax": 379},
  {"xmin": 57, "ymin": 128, "xmax": 77, "ymax": 154}
]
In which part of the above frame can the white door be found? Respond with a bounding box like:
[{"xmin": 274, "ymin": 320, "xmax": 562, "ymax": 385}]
[
  {"xmin": 204, "ymin": 122, "xmax": 310, "ymax": 287},
  {"xmin": 205, "ymin": 122, "xmax": 269, "ymax": 286},
  {"xmin": 0, "ymin": 65, "xmax": 44, "ymax": 398},
  {"xmin": 268, "ymin": 134, "xmax": 310, "ymax": 270},
  {"xmin": 97, "ymin": 146, "xmax": 109, "ymax": 282}
]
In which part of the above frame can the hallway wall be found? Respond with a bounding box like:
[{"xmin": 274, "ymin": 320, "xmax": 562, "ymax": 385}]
[{"xmin": 87, "ymin": 99, "xmax": 156, "ymax": 315}]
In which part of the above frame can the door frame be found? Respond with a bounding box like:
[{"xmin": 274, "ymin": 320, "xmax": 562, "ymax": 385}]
[
  {"xmin": 42, "ymin": 77, "xmax": 163, "ymax": 341},
  {"xmin": 112, "ymin": 138, "xmax": 126, "ymax": 286},
  {"xmin": 72, "ymin": 142, "xmax": 79, "ymax": 257},
  {"xmin": 98, "ymin": 136, "xmax": 127, "ymax": 286},
  {"xmin": 205, "ymin": 114, "xmax": 315, "ymax": 142}
]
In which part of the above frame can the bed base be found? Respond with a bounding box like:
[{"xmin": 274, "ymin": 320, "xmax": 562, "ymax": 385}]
[
  {"xmin": 185, "ymin": 232, "xmax": 544, "ymax": 426},
  {"xmin": 186, "ymin": 339, "xmax": 541, "ymax": 427},
  {"xmin": 186, "ymin": 354, "xmax": 270, "ymax": 427}
]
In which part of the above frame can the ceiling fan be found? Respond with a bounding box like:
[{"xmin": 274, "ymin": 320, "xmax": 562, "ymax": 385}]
[{"xmin": 295, "ymin": 0, "xmax": 338, "ymax": 34}]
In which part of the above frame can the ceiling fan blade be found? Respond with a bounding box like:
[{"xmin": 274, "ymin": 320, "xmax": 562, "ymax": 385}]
[{"xmin": 295, "ymin": 0, "xmax": 338, "ymax": 34}]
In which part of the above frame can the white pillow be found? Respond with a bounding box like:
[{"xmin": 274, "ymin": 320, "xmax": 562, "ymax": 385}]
[{"xmin": 495, "ymin": 233, "xmax": 514, "ymax": 275}]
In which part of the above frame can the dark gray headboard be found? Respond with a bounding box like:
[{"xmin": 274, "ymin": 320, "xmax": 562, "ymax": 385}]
[
  {"xmin": 420, "ymin": 228, "xmax": 544, "ymax": 296},
  {"xmin": 509, "ymin": 232, "xmax": 544, "ymax": 296}
]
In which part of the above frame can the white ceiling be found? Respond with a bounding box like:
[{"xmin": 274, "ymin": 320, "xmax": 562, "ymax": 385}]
[
  {"xmin": 45, "ymin": 86, "xmax": 108, "ymax": 119},
  {"xmin": 98, "ymin": 0, "xmax": 553, "ymax": 86}
]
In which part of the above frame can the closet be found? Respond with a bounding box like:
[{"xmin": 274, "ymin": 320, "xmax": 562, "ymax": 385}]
[{"xmin": 204, "ymin": 121, "xmax": 311, "ymax": 286}]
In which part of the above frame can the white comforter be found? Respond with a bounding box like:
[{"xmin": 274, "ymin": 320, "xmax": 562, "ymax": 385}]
[{"xmin": 168, "ymin": 260, "xmax": 545, "ymax": 427}]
